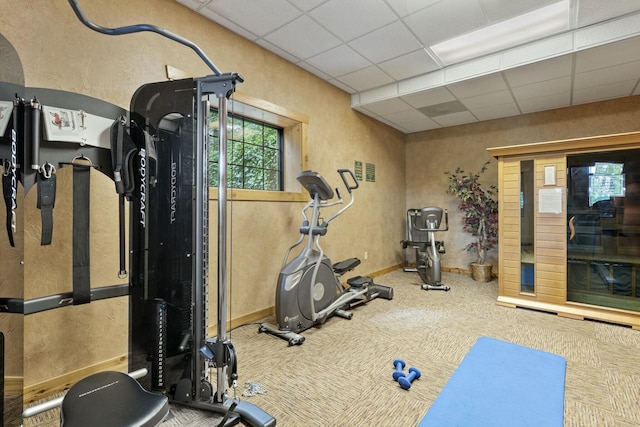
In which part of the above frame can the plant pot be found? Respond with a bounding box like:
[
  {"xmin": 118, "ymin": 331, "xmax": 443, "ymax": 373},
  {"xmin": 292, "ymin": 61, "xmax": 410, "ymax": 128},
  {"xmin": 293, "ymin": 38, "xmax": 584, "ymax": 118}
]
[{"xmin": 471, "ymin": 263, "xmax": 492, "ymax": 282}]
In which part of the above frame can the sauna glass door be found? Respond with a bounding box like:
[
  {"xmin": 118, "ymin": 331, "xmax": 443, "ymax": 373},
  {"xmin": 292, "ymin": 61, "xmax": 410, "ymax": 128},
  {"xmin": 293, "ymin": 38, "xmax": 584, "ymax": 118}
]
[{"xmin": 566, "ymin": 149, "xmax": 640, "ymax": 312}]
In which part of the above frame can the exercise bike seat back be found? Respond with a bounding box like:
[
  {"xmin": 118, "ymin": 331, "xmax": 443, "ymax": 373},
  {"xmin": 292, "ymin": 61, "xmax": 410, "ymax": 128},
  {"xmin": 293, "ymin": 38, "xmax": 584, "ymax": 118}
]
[
  {"xmin": 405, "ymin": 207, "xmax": 443, "ymax": 246},
  {"xmin": 60, "ymin": 371, "xmax": 170, "ymax": 427}
]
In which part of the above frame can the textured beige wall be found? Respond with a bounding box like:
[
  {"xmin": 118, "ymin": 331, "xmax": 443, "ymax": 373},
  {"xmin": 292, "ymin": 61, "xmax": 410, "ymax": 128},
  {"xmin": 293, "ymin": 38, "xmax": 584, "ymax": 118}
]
[
  {"xmin": 406, "ymin": 95, "xmax": 640, "ymax": 271},
  {"xmin": 0, "ymin": 0, "xmax": 406, "ymax": 388}
]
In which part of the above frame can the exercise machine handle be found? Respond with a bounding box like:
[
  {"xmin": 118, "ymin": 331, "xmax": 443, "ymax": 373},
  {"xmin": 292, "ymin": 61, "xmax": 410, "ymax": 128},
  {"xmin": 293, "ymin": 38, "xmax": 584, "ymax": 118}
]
[{"xmin": 337, "ymin": 169, "xmax": 358, "ymax": 193}]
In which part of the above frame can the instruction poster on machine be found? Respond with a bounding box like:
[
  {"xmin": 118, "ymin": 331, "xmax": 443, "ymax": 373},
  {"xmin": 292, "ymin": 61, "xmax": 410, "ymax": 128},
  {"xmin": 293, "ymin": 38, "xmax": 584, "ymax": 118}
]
[{"xmin": 0, "ymin": 100, "xmax": 12, "ymax": 135}]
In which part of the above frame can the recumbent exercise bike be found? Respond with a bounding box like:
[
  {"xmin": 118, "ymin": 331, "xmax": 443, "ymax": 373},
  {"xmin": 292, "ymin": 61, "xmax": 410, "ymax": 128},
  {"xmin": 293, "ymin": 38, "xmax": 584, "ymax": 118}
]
[
  {"xmin": 401, "ymin": 207, "xmax": 450, "ymax": 291},
  {"xmin": 259, "ymin": 169, "xmax": 393, "ymax": 345}
]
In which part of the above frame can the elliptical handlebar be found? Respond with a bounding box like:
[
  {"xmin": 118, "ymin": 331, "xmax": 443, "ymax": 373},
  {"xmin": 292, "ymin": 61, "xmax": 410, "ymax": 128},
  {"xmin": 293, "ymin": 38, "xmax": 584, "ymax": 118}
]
[
  {"xmin": 322, "ymin": 169, "xmax": 358, "ymax": 226},
  {"xmin": 337, "ymin": 169, "xmax": 359, "ymax": 193}
]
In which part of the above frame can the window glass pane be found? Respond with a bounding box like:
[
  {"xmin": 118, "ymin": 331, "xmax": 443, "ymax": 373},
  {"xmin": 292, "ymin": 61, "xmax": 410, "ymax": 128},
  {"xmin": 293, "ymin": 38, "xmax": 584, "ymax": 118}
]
[
  {"xmin": 264, "ymin": 148, "xmax": 279, "ymax": 170},
  {"xmin": 244, "ymin": 167, "xmax": 264, "ymax": 190},
  {"xmin": 264, "ymin": 169, "xmax": 279, "ymax": 191},
  {"xmin": 208, "ymin": 109, "xmax": 283, "ymax": 190}
]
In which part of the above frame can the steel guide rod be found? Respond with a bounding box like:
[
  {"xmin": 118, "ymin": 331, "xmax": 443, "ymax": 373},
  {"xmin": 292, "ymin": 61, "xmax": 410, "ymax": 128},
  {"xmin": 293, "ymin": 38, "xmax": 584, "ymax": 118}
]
[{"xmin": 194, "ymin": 75, "xmax": 237, "ymax": 403}]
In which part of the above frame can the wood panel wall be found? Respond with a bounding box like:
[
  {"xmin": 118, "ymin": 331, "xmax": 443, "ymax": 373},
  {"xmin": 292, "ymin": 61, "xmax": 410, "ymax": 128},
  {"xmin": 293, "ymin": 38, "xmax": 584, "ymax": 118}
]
[
  {"xmin": 534, "ymin": 155, "xmax": 567, "ymax": 304},
  {"xmin": 497, "ymin": 158, "xmax": 521, "ymax": 297}
]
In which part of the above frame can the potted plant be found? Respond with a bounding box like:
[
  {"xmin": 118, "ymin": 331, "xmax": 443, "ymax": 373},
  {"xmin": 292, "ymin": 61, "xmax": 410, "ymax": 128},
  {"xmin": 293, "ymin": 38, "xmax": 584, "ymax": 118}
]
[{"xmin": 444, "ymin": 160, "xmax": 498, "ymax": 282}]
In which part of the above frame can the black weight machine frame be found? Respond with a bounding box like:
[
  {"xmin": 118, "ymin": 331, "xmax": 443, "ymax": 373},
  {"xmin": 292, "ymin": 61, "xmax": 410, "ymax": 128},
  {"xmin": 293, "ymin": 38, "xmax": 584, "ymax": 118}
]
[{"xmin": 62, "ymin": 2, "xmax": 276, "ymax": 426}]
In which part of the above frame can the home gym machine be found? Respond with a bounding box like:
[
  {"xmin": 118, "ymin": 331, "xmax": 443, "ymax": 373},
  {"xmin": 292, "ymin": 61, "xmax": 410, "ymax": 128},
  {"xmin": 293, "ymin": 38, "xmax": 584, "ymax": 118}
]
[
  {"xmin": 122, "ymin": 61, "xmax": 275, "ymax": 427},
  {"xmin": 259, "ymin": 169, "xmax": 393, "ymax": 345},
  {"xmin": 401, "ymin": 207, "xmax": 450, "ymax": 291},
  {"xmin": 30, "ymin": 2, "xmax": 276, "ymax": 426}
]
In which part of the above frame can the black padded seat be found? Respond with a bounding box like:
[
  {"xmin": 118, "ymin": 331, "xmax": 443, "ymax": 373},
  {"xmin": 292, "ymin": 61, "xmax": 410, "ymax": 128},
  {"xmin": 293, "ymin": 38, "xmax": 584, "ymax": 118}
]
[{"xmin": 61, "ymin": 371, "xmax": 169, "ymax": 427}]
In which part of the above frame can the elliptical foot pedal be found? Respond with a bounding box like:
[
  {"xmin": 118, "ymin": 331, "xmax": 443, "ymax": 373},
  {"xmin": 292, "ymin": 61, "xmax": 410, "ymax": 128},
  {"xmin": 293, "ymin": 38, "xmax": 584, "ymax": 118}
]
[
  {"xmin": 347, "ymin": 275, "xmax": 372, "ymax": 288},
  {"xmin": 333, "ymin": 258, "xmax": 361, "ymax": 275}
]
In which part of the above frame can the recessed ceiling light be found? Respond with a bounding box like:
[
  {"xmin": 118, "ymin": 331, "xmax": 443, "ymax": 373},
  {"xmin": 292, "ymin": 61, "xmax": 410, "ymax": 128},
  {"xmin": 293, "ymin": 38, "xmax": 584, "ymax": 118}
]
[{"xmin": 430, "ymin": 0, "xmax": 570, "ymax": 65}]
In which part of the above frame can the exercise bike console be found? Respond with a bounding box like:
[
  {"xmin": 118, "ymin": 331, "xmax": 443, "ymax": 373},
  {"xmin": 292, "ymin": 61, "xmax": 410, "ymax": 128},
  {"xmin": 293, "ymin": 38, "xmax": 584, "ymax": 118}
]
[{"xmin": 259, "ymin": 169, "xmax": 392, "ymax": 345}]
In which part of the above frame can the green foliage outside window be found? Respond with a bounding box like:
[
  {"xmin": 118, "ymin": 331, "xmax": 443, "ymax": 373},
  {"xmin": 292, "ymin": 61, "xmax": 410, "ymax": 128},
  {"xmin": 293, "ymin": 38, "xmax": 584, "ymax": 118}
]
[{"xmin": 209, "ymin": 110, "xmax": 283, "ymax": 190}]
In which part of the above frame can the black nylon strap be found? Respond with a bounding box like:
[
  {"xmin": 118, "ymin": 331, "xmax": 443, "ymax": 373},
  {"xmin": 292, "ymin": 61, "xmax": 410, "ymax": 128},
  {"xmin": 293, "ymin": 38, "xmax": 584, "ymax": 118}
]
[
  {"xmin": 2, "ymin": 170, "xmax": 15, "ymax": 247},
  {"xmin": 73, "ymin": 163, "xmax": 91, "ymax": 305},
  {"xmin": 37, "ymin": 165, "xmax": 56, "ymax": 245}
]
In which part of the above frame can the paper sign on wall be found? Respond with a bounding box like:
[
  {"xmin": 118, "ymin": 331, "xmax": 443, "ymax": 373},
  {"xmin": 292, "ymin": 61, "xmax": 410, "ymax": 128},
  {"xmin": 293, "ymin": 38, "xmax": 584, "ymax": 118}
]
[{"xmin": 538, "ymin": 187, "xmax": 563, "ymax": 214}]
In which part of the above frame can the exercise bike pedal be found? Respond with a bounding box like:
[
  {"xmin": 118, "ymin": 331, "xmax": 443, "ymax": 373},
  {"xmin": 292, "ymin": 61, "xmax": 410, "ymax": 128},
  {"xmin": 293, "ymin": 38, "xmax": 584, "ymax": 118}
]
[{"xmin": 346, "ymin": 275, "xmax": 372, "ymax": 288}]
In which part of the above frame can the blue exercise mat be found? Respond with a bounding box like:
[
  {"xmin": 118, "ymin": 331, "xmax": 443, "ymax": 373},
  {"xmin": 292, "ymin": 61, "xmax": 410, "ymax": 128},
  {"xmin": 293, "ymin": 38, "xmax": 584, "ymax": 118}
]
[{"xmin": 418, "ymin": 336, "xmax": 566, "ymax": 427}]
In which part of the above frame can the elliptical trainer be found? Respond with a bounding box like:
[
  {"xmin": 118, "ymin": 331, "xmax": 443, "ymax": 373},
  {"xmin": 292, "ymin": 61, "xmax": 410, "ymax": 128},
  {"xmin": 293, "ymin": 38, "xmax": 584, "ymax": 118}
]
[
  {"xmin": 401, "ymin": 207, "xmax": 450, "ymax": 291},
  {"xmin": 259, "ymin": 169, "xmax": 393, "ymax": 345}
]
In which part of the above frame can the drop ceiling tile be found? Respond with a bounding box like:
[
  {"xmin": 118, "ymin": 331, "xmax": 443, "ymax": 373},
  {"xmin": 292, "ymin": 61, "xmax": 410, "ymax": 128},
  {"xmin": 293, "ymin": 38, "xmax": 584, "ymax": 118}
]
[
  {"xmin": 574, "ymin": 60, "xmax": 640, "ymax": 90},
  {"xmin": 202, "ymin": 0, "xmax": 301, "ymax": 37},
  {"xmin": 360, "ymin": 98, "xmax": 413, "ymax": 116},
  {"xmin": 197, "ymin": 7, "xmax": 259, "ymax": 41},
  {"xmin": 576, "ymin": 0, "xmax": 640, "ymax": 27},
  {"xmin": 573, "ymin": 80, "xmax": 638, "ymax": 104},
  {"xmin": 401, "ymin": 87, "xmax": 455, "ymax": 108},
  {"xmin": 254, "ymin": 39, "xmax": 303, "ymax": 63},
  {"xmin": 575, "ymin": 12, "xmax": 640, "ymax": 50},
  {"xmin": 263, "ymin": 15, "xmax": 342, "ymax": 59},
  {"xmin": 469, "ymin": 102, "xmax": 520, "ymax": 121},
  {"xmin": 306, "ymin": 45, "xmax": 371, "ymax": 77},
  {"xmin": 511, "ymin": 76, "xmax": 572, "ymax": 100},
  {"xmin": 446, "ymin": 73, "xmax": 508, "ymax": 98},
  {"xmin": 286, "ymin": 0, "xmax": 328, "ymax": 12},
  {"xmin": 404, "ymin": 0, "xmax": 486, "ymax": 46},
  {"xmin": 337, "ymin": 66, "xmax": 395, "ymax": 92},
  {"xmin": 480, "ymin": 0, "xmax": 558, "ymax": 22},
  {"xmin": 517, "ymin": 92, "xmax": 570, "ymax": 113},
  {"xmin": 431, "ymin": 110, "xmax": 478, "ymax": 127},
  {"xmin": 383, "ymin": 108, "xmax": 429, "ymax": 124},
  {"xmin": 575, "ymin": 36, "xmax": 640, "ymax": 73},
  {"xmin": 379, "ymin": 50, "xmax": 441, "ymax": 81},
  {"xmin": 328, "ymin": 79, "xmax": 357, "ymax": 93},
  {"xmin": 349, "ymin": 21, "xmax": 423, "ymax": 64},
  {"xmin": 384, "ymin": 0, "xmax": 439, "ymax": 17},
  {"xmin": 308, "ymin": 0, "xmax": 397, "ymax": 41},
  {"xmin": 295, "ymin": 60, "xmax": 332, "ymax": 81},
  {"xmin": 504, "ymin": 55, "xmax": 573, "ymax": 87},
  {"xmin": 461, "ymin": 90, "xmax": 514, "ymax": 109},
  {"xmin": 401, "ymin": 117, "xmax": 442, "ymax": 132}
]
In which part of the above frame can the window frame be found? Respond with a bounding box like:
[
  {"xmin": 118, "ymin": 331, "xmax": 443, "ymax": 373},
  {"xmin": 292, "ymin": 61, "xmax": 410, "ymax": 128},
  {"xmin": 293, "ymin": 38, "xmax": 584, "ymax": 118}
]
[{"xmin": 208, "ymin": 93, "xmax": 308, "ymax": 202}]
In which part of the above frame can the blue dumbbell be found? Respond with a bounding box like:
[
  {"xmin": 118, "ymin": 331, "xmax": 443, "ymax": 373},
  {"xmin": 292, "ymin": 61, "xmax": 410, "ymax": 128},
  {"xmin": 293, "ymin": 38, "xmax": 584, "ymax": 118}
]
[
  {"xmin": 398, "ymin": 367, "xmax": 421, "ymax": 390},
  {"xmin": 392, "ymin": 359, "xmax": 406, "ymax": 381}
]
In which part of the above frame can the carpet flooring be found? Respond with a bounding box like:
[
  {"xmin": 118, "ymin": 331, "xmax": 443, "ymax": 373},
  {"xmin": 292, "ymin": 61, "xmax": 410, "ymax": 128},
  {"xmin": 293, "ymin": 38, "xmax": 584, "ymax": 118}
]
[{"xmin": 20, "ymin": 269, "xmax": 640, "ymax": 426}]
